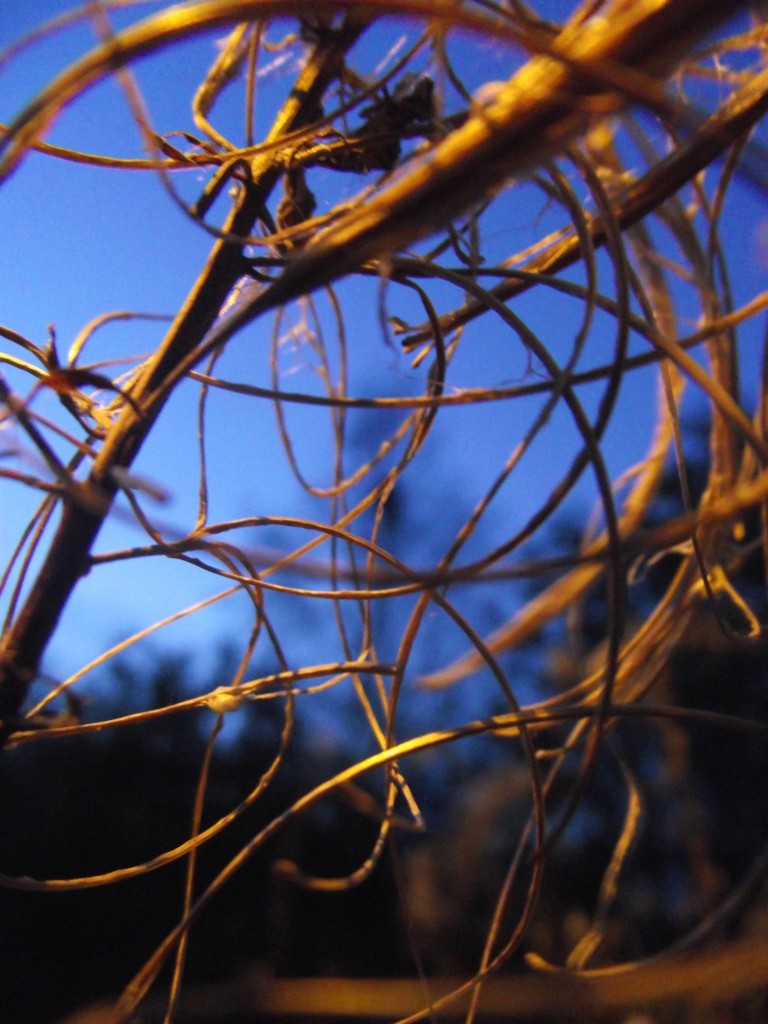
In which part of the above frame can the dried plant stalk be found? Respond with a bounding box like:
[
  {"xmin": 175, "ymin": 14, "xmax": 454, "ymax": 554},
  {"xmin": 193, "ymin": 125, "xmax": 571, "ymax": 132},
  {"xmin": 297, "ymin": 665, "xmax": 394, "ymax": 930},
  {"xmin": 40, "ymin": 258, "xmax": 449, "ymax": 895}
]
[{"xmin": 1, "ymin": 1, "xmax": 768, "ymax": 1021}]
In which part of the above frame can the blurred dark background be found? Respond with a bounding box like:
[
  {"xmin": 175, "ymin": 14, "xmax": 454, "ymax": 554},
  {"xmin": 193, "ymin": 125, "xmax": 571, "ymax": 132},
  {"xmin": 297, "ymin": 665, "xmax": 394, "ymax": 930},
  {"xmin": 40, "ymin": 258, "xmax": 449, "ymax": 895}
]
[{"xmin": 2, "ymin": 442, "xmax": 768, "ymax": 1024}]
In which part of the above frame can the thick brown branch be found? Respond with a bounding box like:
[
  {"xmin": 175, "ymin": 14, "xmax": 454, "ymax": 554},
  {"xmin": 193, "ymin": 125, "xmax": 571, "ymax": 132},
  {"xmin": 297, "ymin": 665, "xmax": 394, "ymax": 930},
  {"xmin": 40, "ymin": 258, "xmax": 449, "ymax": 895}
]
[
  {"xmin": 403, "ymin": 63, "xmax": 768, "ymax": 347},
  {"xmin": 0, "ymin": 19, "xmax": 365, "ymax": 735},
  {"xmin": 177, "ymin": 0, "xmax": 755, "ymax": 356}
]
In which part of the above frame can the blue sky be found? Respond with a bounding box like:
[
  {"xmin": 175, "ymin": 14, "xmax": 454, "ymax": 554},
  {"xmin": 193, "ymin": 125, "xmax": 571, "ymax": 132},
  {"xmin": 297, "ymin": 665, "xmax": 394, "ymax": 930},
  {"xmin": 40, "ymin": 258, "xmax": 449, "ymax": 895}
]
[{"xmin": 1, "ymin": 3, "xmax": 766, "ymax": 735}]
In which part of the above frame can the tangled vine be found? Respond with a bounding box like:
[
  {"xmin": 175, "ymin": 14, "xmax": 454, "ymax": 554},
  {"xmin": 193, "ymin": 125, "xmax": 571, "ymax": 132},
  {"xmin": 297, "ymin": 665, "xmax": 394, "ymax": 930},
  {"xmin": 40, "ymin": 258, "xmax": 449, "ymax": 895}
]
[{"xmin": 2, "ymin": 1, "xmax": 768, "ymax": 1021}]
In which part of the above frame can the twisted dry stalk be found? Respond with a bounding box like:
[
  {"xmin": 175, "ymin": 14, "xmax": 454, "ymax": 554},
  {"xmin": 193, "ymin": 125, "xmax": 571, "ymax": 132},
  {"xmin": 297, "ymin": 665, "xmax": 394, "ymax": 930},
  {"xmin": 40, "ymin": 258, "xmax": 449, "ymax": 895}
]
[{"xmin": 1, "ymin": 1, "xmax": 768, "ymax": 1021}]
